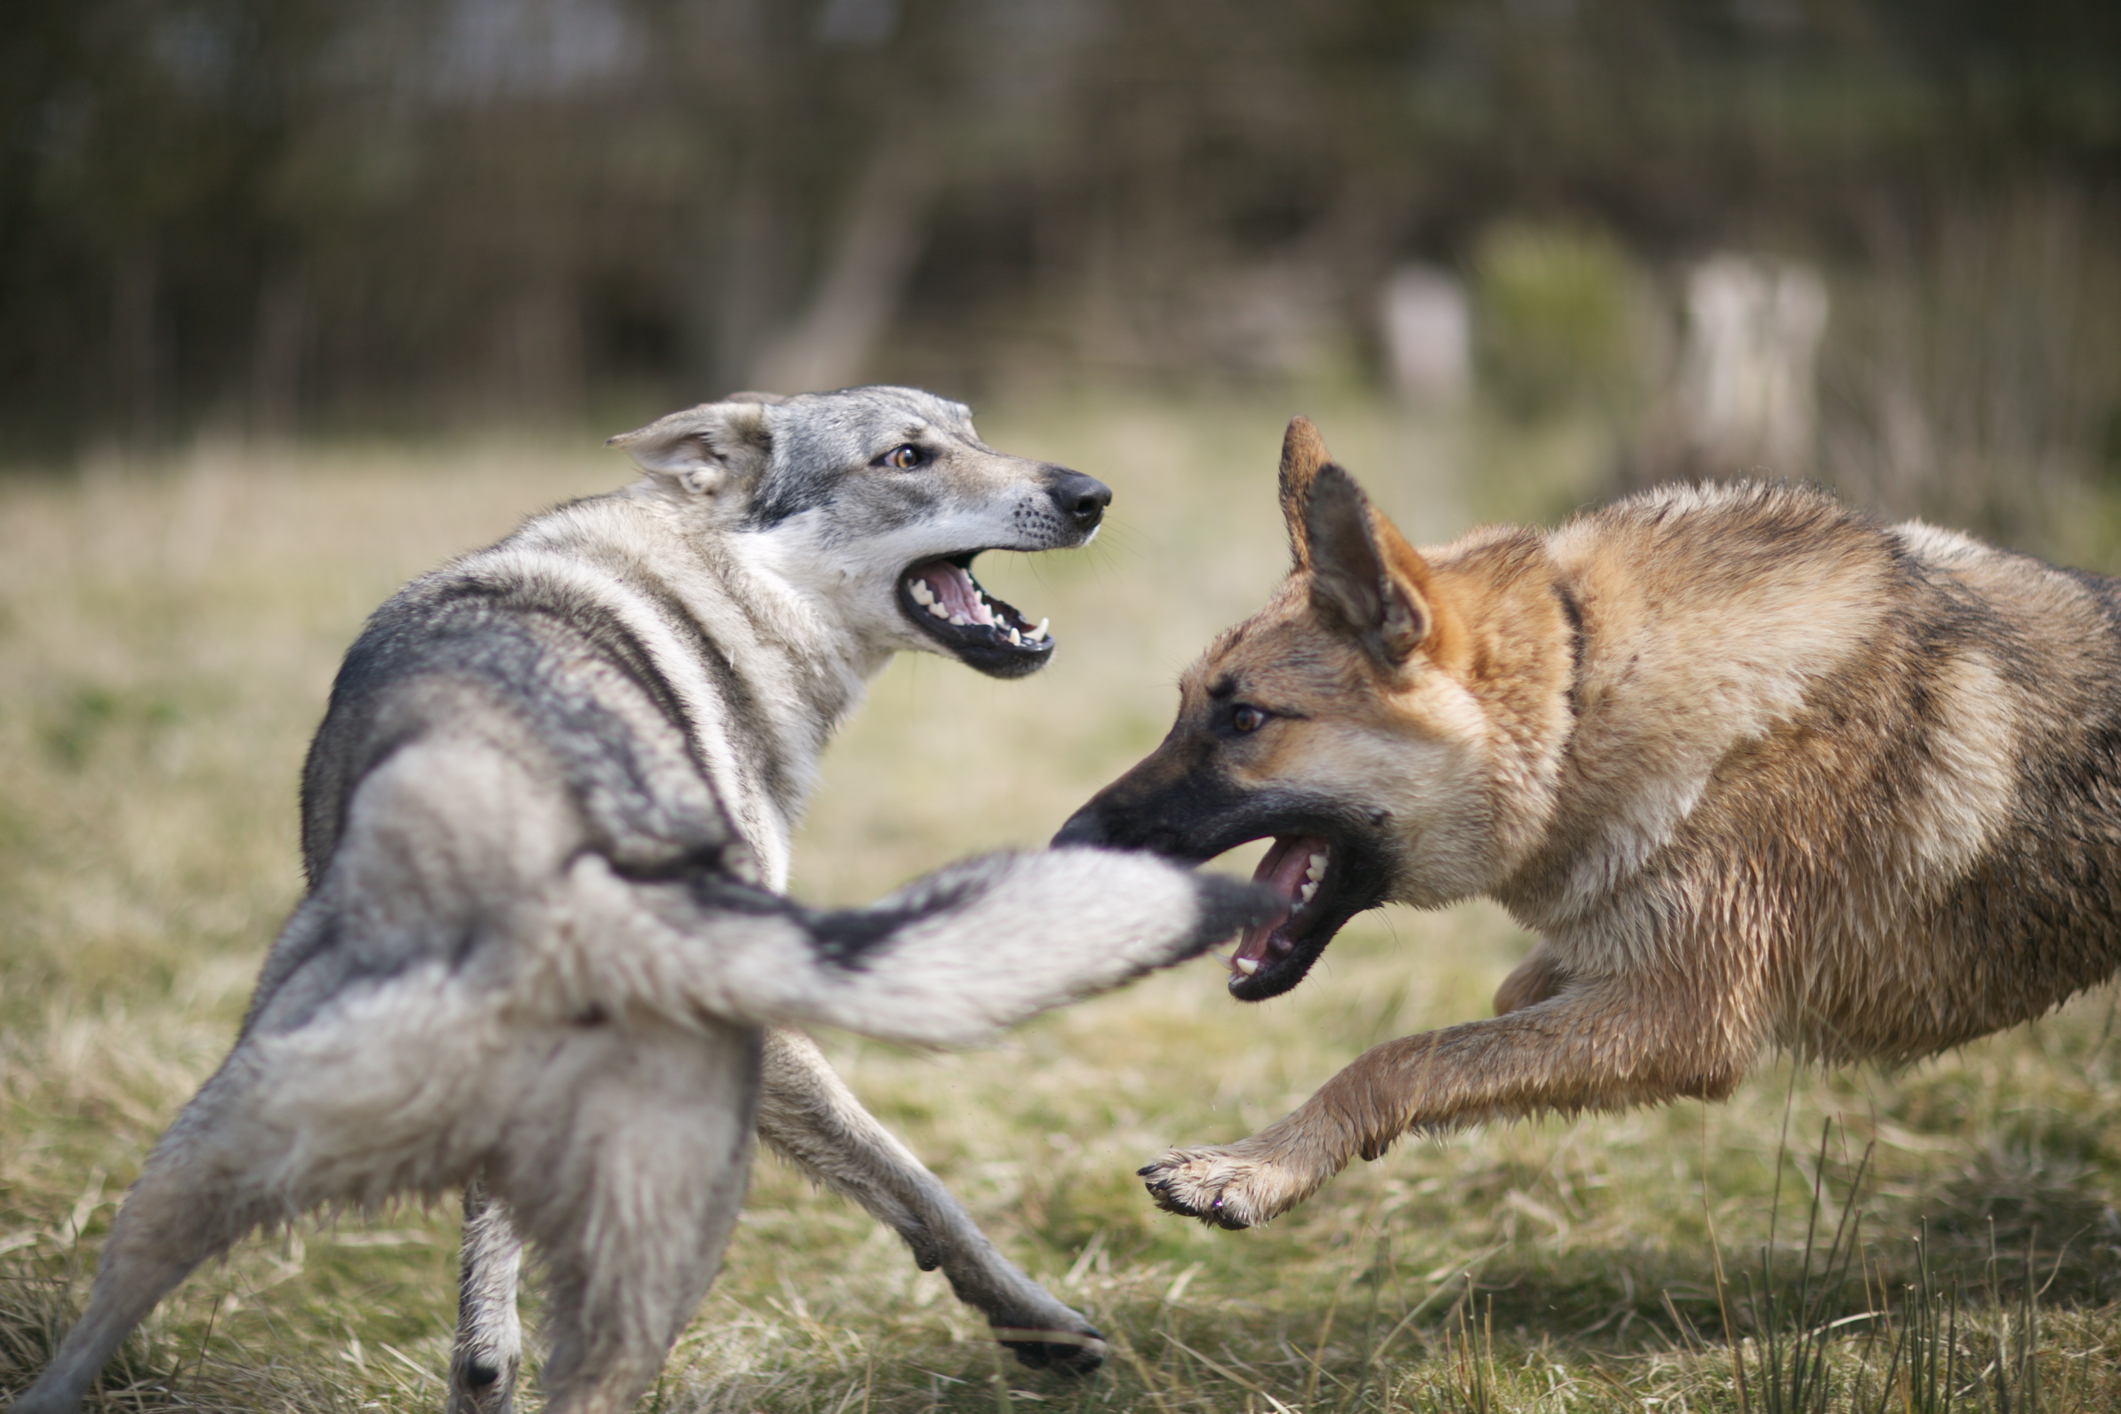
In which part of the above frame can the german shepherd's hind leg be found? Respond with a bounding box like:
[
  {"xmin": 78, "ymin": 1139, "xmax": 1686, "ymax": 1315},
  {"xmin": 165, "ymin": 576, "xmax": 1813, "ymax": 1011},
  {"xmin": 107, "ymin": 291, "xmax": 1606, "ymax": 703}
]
[
  {"xmin": 498, "ymin": 1023, "xmax": 761, "ymax": 1414},
  {"xmin": 11, "ymin": 1053, "xmax": 304, "ymax": 1414},
  {"xmin": 448, "ymin": 1175, "xmax": 524, "ymax": 1414},
  {"xmin": 756, "ymin": 1029, "xmax": 1105, "ymax": 1374},
  {"xmin": 1492, "ymin": 941, "xmax": 1570, "ymax": 1015},
  {"xmin": 1141, "ymin": 971, "xmax": 1756, "ymax": 1229}
]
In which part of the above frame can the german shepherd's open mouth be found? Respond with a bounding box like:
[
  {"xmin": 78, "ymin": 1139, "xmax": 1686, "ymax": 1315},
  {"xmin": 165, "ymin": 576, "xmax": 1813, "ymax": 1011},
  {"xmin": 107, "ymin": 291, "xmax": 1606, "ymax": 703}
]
[
  {"xmin": 1219, "ymin": 829, "xmax": 1387, "ymax": 1001},
  {"xmin": 899, "ymin": 552, "xmax": 1053, "ymax": 679},
  {"xmin": 1051, "ymin": 787, "xmax": 1394, "ymax": 1002}
]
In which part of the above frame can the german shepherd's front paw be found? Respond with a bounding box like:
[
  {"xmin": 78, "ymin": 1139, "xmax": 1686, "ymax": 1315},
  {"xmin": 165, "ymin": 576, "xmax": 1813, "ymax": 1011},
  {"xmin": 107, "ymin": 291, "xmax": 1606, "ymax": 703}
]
[{"xmin": 1137, "ymin": 1145, "xmax": 1307, "ymax": 1230}]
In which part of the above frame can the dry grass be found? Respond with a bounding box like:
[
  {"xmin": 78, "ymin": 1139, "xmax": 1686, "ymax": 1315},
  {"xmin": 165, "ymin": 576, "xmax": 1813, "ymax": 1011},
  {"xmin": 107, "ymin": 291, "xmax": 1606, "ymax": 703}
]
[{"xmin": 3, "ymin": 402, "xmax": 2120, "ymax": 1413}]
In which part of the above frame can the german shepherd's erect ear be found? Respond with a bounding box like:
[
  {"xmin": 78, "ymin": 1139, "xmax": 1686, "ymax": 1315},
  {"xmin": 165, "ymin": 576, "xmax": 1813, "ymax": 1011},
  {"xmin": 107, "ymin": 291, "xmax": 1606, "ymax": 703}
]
[
  {"xmin": 1306, "ymin": 467, "xmax": 1432, "ymax": 667},
  {"xmin": 1278, "ymin": 415, "xmax": 1333, "ymax": 569},
  {"xmin": 1282, "ymin": 429, "xmax": 1449, "ymax": 670}
]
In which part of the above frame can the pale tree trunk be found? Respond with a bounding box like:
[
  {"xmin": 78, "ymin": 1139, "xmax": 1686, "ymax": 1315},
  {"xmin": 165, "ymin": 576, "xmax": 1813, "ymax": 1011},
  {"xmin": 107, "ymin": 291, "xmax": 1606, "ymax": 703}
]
[
  {"xmin": 746, "ymin": 138, "xmax": 939, "ymax": 396},
  {"xmin": 697, "ymin": 159, "xmax": 786, "ymax": 399}
]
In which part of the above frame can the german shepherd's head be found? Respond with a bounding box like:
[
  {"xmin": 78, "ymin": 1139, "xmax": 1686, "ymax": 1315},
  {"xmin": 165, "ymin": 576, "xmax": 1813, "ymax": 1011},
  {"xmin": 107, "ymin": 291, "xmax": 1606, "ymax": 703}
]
[{"xmin": 1055, "ymin": 419, "xmax": 1574, "ymax": 1000}]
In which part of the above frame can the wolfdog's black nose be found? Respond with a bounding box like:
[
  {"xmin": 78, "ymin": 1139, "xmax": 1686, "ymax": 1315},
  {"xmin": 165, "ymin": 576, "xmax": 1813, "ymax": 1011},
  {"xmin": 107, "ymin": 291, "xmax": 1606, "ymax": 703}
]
[{"xmin": 1047, "ymin": 470, "xmax": 1112, "ymax": 530}]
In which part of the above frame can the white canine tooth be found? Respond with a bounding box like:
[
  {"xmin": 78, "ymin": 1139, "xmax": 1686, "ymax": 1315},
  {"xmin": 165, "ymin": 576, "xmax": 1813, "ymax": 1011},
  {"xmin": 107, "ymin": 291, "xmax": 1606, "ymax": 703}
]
[
  {"xmin": 1008, "ymin": 628, "xmax": 1022, "ymax": 645},
  {"xmin": 927, "ymin": 602, "xmax": 949, "ymax": 618},
  {"xmin": 1233, "ymin": 956, "xmax": 1259, "ymax": 976},
  {"xmin": 1306, "ymin": 853, "xmax": 1326, "ymax": 882},
  {"xmin": 1033, "ymin": 618, "xmax": 1049, "ymax": 640},
  {"xmin": 1298, "ymin": 880, "xmax": 1318, "ymax": 906},
  {"xmin": 910, "ymin": 580, "xmax": 934, "ymax": 605}
]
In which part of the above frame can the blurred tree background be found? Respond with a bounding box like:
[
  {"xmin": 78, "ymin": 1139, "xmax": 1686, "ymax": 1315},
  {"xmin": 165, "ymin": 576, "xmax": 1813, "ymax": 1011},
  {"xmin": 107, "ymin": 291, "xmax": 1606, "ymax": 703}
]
[{"xmin": 4, "ymin": 0, "xmax": 2120, "ymax": 534}]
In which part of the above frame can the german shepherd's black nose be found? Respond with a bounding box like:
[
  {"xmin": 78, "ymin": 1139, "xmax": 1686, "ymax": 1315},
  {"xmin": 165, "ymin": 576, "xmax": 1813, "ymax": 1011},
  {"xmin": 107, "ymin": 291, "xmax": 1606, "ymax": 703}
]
[{"xmin": 1047, "ymin": 470, "xmax": 1112, "ymax": 530}]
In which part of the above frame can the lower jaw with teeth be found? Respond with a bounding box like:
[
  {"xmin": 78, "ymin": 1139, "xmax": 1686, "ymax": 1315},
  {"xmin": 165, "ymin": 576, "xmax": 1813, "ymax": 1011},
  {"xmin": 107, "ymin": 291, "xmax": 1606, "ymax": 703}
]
[
  {"xmin": 905, "ymin": 567, "xmax": 1047, "ymax": 644},
  {"xmin": 1229, "ymin": 838, "xmax": 1330, "ymax": 979}
]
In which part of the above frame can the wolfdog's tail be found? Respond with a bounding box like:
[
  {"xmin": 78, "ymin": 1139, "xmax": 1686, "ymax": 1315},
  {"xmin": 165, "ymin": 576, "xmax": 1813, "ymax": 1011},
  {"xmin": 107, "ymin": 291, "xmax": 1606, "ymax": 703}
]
[{"xmin": 574, "ymin": 847, "xmax": 1273, "ymax": 1047}]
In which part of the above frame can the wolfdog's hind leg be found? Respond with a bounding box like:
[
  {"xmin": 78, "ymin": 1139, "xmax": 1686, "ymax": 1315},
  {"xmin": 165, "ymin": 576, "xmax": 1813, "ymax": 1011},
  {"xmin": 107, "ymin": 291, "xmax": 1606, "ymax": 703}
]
[
  {"xmin": 11, "ymin": 1059, "xmax": 286, "ymax": 1414},
  {"xmin": 447, "ymin": 1175, "xmax": 524, "ymax": 1414},
  {"xmin": 505, "ymin": 1025, "xmax": 760, "ymax": 1414}
]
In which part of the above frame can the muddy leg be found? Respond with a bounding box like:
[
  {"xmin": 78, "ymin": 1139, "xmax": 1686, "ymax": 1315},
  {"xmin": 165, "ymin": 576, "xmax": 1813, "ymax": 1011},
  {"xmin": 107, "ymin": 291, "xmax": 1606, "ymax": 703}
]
[{"xmin": 1142, "ymin": 973, "xmax": 1757, "ymax": 1229}]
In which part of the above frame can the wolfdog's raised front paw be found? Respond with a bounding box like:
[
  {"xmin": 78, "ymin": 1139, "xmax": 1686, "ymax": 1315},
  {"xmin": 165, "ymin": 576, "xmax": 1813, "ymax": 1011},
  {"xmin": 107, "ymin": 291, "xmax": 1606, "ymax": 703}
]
[{"xmin": 1137, "ymin": 1144, "xmax": 1311, "ymax": 1230}]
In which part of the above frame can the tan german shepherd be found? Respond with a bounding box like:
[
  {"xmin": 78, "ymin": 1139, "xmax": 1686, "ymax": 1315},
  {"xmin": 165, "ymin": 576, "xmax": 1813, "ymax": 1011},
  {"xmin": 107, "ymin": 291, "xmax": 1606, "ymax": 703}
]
[{"xmin": 1055, "ymin": 417, "xmax": 2121, "ymax": 1231}]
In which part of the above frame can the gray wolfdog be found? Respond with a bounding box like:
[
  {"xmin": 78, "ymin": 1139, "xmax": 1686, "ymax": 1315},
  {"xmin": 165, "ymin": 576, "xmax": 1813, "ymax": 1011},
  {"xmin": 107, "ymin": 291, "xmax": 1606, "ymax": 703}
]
[
  {"xmin": 13, "ymin": 387, "xmax": 1268, "ymax": 1414},
  {"xmin": 1058, "ymin": 416, "xmax": 2121, "ymax": 1231}
]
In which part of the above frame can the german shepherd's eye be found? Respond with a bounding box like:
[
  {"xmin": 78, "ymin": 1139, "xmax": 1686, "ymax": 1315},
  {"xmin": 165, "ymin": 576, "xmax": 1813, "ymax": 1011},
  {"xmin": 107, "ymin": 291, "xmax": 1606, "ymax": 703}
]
[
  {"xmin": 877, "ymin": 445, "xmax": 924, "ymax": 469},
  {"xmin": 1232, "ymin": 705, "xmax": 1268, "ymax": 734}
]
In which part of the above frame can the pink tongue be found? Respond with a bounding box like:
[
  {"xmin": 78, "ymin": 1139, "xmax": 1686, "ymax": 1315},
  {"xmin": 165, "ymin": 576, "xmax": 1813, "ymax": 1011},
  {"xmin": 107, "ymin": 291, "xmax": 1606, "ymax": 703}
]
[
  {"xmin": 912, "ymin": 562, "xmax": 994, "ymax": 626},
  {"xmin": 1232, "ymin": 835, "xmax": 1326, "ymax": 966}
]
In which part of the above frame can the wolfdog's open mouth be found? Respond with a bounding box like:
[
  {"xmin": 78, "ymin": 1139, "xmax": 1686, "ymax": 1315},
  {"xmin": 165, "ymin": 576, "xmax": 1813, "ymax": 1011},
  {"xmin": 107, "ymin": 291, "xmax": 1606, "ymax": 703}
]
[
  {"xmin": 1222, "ymin": 834, "xmax": 1370, "ymax": 1001},
  {"xmin": 898, "ymin": 553, "xmax": 1053, "ymax": 679}
]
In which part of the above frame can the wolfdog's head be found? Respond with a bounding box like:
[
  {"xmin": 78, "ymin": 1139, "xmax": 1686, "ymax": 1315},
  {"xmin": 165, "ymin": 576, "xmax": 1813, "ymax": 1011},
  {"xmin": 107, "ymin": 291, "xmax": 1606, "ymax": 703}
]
[
  {"xmin": 1055, "ymin": 418, "xmax": 1572, "ymax": 1001},
  {"xmin": 609, "ymin": 386, "xmax": 1109, "ymax": 678}
]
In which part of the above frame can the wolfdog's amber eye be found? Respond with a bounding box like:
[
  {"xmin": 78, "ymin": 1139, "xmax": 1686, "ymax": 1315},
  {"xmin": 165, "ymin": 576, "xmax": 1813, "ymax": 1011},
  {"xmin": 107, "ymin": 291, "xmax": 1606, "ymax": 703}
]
[
  {"xmin": 880, "ymin": 445, "xmax": 922, "ymax": 469},
  {"xmin": 1232, "ymin": 705, "xmax": 1267, "ymax": 734}
]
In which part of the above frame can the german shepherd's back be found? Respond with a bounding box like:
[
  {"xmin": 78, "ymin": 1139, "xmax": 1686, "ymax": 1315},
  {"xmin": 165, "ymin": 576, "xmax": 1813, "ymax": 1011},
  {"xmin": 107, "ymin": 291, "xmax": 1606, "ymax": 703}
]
[
  {"xmin": 1060, "ymin": 419, "xmax": 2121, "ymax": 1230},
  {"xmin": 1528, "ymin": 483, "xmax": 2121, "ymax": 1064}
]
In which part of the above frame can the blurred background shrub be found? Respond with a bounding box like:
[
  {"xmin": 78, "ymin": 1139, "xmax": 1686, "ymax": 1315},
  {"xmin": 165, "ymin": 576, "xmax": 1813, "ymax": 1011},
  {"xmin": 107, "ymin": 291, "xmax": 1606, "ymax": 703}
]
[{"xmin": 1470, "ymin": 223, "xmax": 1646, "ymax": 423}]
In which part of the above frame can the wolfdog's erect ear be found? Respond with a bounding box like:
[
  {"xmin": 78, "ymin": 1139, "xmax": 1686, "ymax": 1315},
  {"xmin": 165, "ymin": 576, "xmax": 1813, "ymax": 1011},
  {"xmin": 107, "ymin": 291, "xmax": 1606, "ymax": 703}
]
[
  {"xmin": 1304, "ymin": 463, "xmax": 1442, "ymax": 669},
  {"xmin": 605, "ymin": 400, "xmax": 775, "ymax": 498},
  {"xmin": 1278, "ymin": 416, "xmax": 1332, "ymax": 569}
]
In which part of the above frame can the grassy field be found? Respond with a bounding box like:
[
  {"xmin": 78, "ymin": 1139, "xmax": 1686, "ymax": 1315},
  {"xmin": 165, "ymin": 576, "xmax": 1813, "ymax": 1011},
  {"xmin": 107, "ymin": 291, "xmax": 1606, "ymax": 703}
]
[{"xmin": 4, "ymin": 399, "xmax": 2121, "ymax": 1413}]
